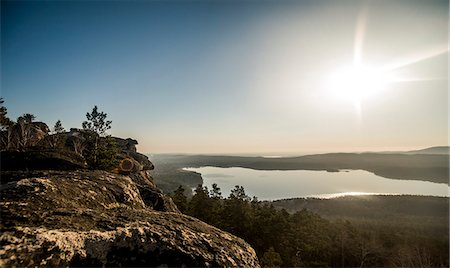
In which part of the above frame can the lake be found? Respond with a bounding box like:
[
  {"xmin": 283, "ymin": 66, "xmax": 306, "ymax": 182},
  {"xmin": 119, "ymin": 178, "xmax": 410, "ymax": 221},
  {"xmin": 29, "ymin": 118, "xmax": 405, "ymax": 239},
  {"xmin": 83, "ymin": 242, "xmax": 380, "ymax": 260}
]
[{"xmin": 183, "ymin": 167, "xmax": 449, "ymax": 200}]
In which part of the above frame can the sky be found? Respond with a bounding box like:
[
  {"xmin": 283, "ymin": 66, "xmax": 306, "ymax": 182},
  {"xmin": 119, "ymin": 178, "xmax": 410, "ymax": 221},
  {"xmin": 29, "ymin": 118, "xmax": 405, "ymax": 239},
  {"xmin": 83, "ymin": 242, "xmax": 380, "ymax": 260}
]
[{"xmin": 1, "ymin": 0, "xmax": 448, "ymax": 154}]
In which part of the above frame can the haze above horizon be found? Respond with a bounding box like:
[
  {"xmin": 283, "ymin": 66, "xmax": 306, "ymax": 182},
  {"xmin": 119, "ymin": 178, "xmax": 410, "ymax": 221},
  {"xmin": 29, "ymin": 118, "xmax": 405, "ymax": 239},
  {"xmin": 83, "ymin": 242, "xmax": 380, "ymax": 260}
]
[{"xmin": 2, "ymin": 0, "xmax": 448, "ymax": 154}]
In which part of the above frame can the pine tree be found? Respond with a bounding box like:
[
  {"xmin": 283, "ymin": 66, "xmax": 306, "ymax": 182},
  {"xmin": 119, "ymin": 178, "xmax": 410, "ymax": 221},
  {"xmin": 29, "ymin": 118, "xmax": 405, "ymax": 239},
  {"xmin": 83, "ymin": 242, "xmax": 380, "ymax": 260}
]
[
  {"xmin": 81, "ymin": 106, "xmax": 117, "ymax": 170},
  {"xmin": 0, "ymin": 98, "xmax": 14, "ymax": 149},
  {"xmin": 0, "ymin": 98, "xmax": 14, "ymax": 131},
  {"xmin": 22, "ymin": 113, "xmax": 36, "ymax": 123},
  {"xmin": 210, "ymin": 183, "xmax": 222, "ymax": 199},
  {"xmin": 82, "ymin": 106, "xmax": 111, "ymax": 136},
  {"xmin": 188, "ymin": 185, "xmax": 213, "ymax": 222},
  {"xmin": 172, "ymin": 185, "xmax": 188, "ymax": 213},
  {"xmin": 48, "ymin": 120, "xmax": 66, "ymax": 149},
  {"xmin": 261, "ymin": 247, "xmax": 282, "ymax": 268},
  {"xmin": 53, "ymin": 120, "xmax": 65, "ymax": 133}
]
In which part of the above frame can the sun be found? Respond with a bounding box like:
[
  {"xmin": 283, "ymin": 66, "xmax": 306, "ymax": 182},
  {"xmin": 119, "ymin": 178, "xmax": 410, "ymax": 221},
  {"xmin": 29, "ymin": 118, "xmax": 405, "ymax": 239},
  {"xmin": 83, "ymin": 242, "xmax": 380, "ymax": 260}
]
[
  {"xmin": 327, "ymin": 65, "xmax": 392, "ymax": 103},
  {"xmin": 322, "ymin": 4, "xmax": 446, "ymax": 119}
]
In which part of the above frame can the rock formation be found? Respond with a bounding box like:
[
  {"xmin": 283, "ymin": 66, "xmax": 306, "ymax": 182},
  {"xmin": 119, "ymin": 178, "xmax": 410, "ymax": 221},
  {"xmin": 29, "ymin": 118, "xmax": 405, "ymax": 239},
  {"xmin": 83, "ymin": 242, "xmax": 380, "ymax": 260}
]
[
  {"xmin": 1, "ymin": 128, "xmax": 154, "ymax": 175},
  {"xmin": 0, "ymin": 121, "xmax": 49, "ymax": 150},
  {"xmin": 0, "ymin": 123, "xmax": 260, "ymax": 267},
  {"xmin": 0, "ymin": 134, "xmax": 260, "ymax": 267},
  {"xmin": 113, "ymin": 137, "xmax": 155, "ymax": 173}
]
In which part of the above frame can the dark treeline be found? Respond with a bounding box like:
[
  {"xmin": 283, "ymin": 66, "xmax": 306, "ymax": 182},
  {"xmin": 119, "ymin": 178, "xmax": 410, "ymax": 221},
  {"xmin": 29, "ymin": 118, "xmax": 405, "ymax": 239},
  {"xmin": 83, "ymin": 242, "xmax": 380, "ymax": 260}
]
[{"xmin": 171, "ymin": 184, "xmax": 449, "ymax": 267}]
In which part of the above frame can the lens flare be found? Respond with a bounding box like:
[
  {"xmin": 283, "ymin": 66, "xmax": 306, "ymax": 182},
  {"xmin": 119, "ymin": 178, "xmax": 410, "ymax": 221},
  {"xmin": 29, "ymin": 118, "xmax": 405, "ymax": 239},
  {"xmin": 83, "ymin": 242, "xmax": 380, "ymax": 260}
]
[{"xmin": 328, "ymin": 65, "xmax": 392, "ymax": 102}]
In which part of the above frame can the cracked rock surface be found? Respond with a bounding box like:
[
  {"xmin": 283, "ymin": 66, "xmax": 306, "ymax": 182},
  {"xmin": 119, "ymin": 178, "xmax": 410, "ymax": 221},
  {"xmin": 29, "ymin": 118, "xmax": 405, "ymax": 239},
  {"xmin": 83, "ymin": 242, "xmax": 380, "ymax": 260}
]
[{"xmin": 0, "ymin": 170, "xmax": 260, "ymax": 267}]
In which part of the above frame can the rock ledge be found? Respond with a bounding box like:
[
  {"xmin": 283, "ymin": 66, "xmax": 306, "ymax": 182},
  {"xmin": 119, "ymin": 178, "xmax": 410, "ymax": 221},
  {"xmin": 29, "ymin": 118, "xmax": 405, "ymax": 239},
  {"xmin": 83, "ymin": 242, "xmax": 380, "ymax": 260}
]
[{"xmin": 0, "ymin": 170, "xmax": 260, "ymax": 267}]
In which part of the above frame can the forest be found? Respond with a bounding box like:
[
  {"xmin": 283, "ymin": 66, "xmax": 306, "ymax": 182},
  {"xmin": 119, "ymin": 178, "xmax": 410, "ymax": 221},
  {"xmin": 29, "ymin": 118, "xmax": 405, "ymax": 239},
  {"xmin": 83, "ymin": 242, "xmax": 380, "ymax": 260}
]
[{"xmin": 171, "ymin": 184, "xmax": 449, "ymax": 267}]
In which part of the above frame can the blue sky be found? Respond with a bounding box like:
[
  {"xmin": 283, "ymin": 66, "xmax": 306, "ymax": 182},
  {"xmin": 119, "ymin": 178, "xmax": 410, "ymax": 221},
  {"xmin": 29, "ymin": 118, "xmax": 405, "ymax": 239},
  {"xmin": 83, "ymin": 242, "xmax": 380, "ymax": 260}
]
[{"xmin": 2, "ymin": 0, "xmax": 448, "ymax": 154}]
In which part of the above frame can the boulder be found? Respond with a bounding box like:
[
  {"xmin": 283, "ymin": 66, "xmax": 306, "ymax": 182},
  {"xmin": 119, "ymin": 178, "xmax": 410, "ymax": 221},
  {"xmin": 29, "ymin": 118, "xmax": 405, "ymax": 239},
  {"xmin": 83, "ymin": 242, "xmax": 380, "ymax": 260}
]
[
  {"xmin": 0, "ymin": 170, "xmax": 260, "ymax": 267},
  {"xmin": 114, "ymin": 137, "xmax": 138, "ymax": 152},
  {"xmin": 113, "ymin": 137, "xmax": 154, "ymax": 173}
]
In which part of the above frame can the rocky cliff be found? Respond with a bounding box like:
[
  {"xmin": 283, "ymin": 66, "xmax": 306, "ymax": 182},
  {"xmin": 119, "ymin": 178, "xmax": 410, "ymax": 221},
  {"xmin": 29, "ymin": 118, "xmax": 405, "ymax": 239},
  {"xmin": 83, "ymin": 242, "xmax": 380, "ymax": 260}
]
[
  {"xmin": 0, "ymin": 130, "xmax": 260, "ymax": 267},
  {"xmin": 1, "ymin": 169, "xmax": 260, "ymax": 267}
]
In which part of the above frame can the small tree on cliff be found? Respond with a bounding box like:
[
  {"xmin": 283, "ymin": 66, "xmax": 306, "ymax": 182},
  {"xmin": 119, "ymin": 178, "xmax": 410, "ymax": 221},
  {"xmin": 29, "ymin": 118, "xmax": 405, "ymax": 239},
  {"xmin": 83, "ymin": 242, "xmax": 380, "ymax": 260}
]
[
  {"xmin": 0, "ymin": 98, "xmax": 14, "ymax": 131},
  {"xmin": 48, "ymin": 120, "xmax": 66, "ymax": 149},
  {"xmin": 0, "ymin": 98, "xmax": 14, "ymax": 150},
  {"xmin": 22, "ymin": 113, "xmax": 36, "ymax": 124},
  {"xmin": 171, "ymin": 186, "xmax": 188, "ymax": 213},
  {"xmin": 54, "ymin": 120, "xmax": 65, "ymax": 133},
  {"xmin": 82, "ymin": 106, "xmax": 111, "ymax": 136},
  {"xmin": 81, "ymin": 106, "xmax": 118, "ymax": 170}
]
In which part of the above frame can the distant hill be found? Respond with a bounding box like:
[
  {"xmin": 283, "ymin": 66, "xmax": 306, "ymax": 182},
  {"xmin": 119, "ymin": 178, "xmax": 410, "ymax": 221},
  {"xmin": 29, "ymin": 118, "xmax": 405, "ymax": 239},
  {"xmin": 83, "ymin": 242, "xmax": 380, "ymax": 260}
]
[{"xmin": 405, "ymin": 146, "xmax": 449, "ymax": 155}]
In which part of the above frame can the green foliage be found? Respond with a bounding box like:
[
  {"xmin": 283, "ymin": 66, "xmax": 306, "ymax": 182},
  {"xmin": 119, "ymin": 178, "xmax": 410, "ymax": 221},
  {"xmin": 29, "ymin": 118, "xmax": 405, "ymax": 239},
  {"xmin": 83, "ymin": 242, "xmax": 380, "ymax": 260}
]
[
  {"xmin": 230, "ymin": 185, "xmax": 250, "ymax": 201},
  {"xmin": 82, "ymin": 106, "xmax": 112, "ymax": 136},
  {"xmin": 82, "ymin": 133, "xmax": 119, "ymax": 170},
  {"xmin": 221, "ymin": 186, "xmax": 252, "ymax": 238},
  {"xmin": 94, "ymin": 136, "xmax": 119, "ymax": 170},
  {"xmin": 0, "ymin": 98, "xmax": 14, "ymax": 130},
  {"xmin": 80, "ymin": 106, "xmax": 117, "ymax": 170},
  {"xmin": 171, "ymin": 186, "xmax": 188, "ymax": 213},
  {"xmin": 210, "ymin": 183, "xmax": 222, "ymax": 199},
  {"xmin": 47, "ymin": 120, "xmax": 66, "ymax": 149},
  {"xmin": 188, "ymin": 185, "xmax": 214, "ymax": 222},
  {"xmin": 53, "ymin": 120, "xmax": 65, "ymax": 133},
  {"xmin": 22, "ymin": 113, "xmax": 36, "ymax": 123},
  {"xmin": 172, "ymin": 184, "xmax": 449, "ymax": 267},
  {"xmin": 261, "ymin": 247, "xmax": 282, "ymax": 268},
  {"xmin": 0, "ymin": 98, "xmax": 14, "ymax": 149}
]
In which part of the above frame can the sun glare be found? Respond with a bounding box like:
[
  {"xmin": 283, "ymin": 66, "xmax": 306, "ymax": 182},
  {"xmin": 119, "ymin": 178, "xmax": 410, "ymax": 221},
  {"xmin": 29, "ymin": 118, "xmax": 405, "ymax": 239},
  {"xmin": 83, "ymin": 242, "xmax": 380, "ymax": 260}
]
[{"xmin": 328, "ymin": 65, "xmax": 392, "ymax": 103}]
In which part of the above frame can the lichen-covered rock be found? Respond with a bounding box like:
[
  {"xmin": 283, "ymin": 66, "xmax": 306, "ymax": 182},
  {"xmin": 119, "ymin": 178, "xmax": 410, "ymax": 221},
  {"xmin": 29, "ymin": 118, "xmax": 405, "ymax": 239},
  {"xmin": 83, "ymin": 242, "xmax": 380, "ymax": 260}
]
[
  {"xmin": 0, "ymin": 170, "xmax": 260, "ymax": 267},
  {"xmin": 129, "ymin": 171, "xmax": 179, "ymax": 212},
  {"xmin": 0, "ymin": 214, "xmax": 259, "ymax": 267}
]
